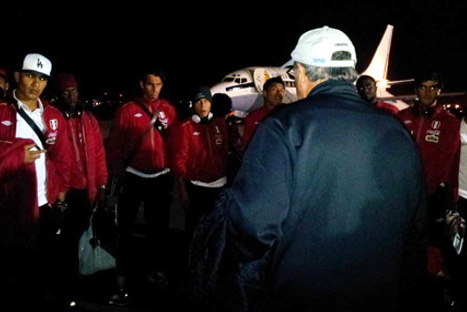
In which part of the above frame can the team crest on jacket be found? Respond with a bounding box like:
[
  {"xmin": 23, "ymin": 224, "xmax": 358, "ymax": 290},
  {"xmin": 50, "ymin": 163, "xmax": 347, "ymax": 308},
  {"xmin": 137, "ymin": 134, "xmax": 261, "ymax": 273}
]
[
  {"xmin": 49, "ymin": 119, "xmax": 58, "ymax": 130},
  {"xmin": 431, "ymin": 120, "xmax": 441, "ymax": 129}
]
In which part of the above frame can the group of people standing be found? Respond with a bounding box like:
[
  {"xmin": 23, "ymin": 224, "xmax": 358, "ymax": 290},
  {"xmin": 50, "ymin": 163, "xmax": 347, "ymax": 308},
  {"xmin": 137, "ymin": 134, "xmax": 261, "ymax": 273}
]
[
  {"xmin": 0, "ymin": 51, "xmax": 287, "ymax": 310},
  {"xmin": 0, "ymin": 23, "xmax": 466, "ymax": 312}
]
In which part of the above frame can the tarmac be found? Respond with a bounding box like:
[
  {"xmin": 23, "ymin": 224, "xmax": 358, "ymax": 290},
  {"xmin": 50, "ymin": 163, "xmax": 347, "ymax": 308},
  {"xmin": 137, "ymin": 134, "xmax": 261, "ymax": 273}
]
[
  {"xmin": 1, "ymin": 182, "xmax": 194, "ymax": 312},
  {"xmin": 64, "ymin": 176, "xmax": 194, "ymax": 311}
]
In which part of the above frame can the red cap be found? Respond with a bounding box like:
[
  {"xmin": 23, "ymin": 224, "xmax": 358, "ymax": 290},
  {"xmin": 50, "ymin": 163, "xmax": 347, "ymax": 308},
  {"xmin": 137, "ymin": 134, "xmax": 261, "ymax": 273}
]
[{"xmin": 56, "ymin": 73, "xmax": 78, "ymax": 90}]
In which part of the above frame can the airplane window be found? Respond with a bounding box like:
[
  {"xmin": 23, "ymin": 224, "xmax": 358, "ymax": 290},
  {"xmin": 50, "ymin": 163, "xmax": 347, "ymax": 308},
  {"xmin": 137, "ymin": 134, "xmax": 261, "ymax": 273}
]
[
  {"xmin": 240, "ymin": 78, "xmax": 247, "ymax": 83},
  {"xmin": 223, "ymin": 77, "xmax": 234, "ymax": 82}
]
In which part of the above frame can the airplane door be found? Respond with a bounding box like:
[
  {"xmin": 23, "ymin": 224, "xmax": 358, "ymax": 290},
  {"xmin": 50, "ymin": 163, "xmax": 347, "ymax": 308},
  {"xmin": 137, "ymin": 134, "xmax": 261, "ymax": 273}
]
[{"xmin": 253, "ymin": 68, "xmax": 271, "ymax": 92}]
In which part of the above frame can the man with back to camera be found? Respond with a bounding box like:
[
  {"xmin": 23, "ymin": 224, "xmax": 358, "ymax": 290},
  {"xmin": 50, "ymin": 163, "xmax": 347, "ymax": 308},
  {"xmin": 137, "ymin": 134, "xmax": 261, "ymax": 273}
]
[
  {"xmin": 213, "ymin": 26, "xmax": 427, "ymax": 311},
  {"xmin": 0, "ymin": 53, "xmax": 71, "ymax": 308},
  {"xmin": 356, "ymin": 74, "xmax": 399, "ymax": 114}
]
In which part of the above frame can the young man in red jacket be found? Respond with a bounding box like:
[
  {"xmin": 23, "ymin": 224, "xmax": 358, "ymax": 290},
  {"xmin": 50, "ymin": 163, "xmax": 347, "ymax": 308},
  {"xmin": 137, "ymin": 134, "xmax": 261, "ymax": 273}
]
[
  {"xmin": 171, "ymin": 86, "xmax": 229, "ymax": 249},
  {"xmin": 54, "ymin": 72, "xmax": 109, "ymax": 303},
  {"xmin": 0, "ymin": 53, "xmax": 71, "ymax": 309},
  {"xmin": 397, "ymin": 72, "xmax": 461, "ymax": 295},
  {"xmin": 397, "ymin": 72, "xmax": 460, "ymax": 215},
  {"xmin": 356, "ymin": 75, "xmax": 399, "ymax": 115},
  {"xmin": 240, "ymin": 76, "xmax": 285, "ymax": 152},
  {"xmin": 107, "ymin": 66, "xmax": 177, "ymax": 306}
]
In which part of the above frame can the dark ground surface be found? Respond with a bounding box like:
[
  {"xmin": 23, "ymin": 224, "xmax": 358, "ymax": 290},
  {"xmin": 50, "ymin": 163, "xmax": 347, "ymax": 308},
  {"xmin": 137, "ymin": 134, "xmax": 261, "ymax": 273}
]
[
  {"xmin": 3, "ymin": 226, "xmax": 195, "ymax": 312},
  {"xmin": 63, "ymin": 227, "xmax": 195, "ymax": 312}
]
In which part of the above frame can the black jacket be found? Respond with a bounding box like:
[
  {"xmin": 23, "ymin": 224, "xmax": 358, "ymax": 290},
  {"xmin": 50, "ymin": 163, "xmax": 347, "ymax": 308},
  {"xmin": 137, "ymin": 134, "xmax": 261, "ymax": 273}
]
[{"xmin": 221, "ymin": 80, "xmax": 428, "ymax": 311}]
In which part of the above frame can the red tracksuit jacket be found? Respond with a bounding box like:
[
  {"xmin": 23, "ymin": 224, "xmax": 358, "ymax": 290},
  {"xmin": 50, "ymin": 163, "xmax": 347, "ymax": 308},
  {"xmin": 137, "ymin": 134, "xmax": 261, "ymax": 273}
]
[
  {"xmin": 106, "ymin": 97, "xmax": 177, "ymax": 177},
  {"xmin": 64, "ymin": 110, "xmax": 108, "ymax": 203},
  {"xmin": 171, "ymin": 116, "xmax": 228, "ymax": 183},
  {"xmin": 397, "ymin": 104, "xmax": 461, "ymax": 203},
  {"xmin": 0, "ymin": 99, "xmax": 70, "ymax": 247}
]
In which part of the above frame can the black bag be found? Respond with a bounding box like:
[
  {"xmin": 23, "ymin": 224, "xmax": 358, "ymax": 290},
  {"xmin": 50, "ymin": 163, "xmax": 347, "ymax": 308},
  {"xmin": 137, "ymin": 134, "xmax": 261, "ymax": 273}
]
[{"xmin": 91, "ymin": 202, "xmax": 118, "ymax": 257}]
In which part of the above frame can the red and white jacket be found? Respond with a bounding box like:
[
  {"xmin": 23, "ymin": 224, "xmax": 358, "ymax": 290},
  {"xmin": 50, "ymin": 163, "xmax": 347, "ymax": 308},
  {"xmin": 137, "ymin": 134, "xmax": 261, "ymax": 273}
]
[
  {"xmin": 62, "ymin": 110, "xmax": 108, "ymax": 203},
  {"xmin": 171, "ymin": 115, "xmax": 228, "ymax": 184},
  {"xmin": 0, "ymin": 99, "xmax": 71, "ymax": 220},
  {"xmin": 375, "ymin": 100, "xmax": 399, "ymax": 115},
  {"xmin": 106, "ymin": 97, "xmax": 177, "ymax": 177},
  {"xmin": 397, "ymin": 104, "xmax": 461, "ymax": 203}
]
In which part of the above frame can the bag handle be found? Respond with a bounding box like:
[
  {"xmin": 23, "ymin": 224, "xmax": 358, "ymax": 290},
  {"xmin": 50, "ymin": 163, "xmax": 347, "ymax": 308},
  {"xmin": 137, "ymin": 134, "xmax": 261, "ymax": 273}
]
[
  {"xmin": 123, "ymin": 101, "xmax": 161, "ymax": 168},
  {"xmin": 16, "ymin": 104, "xmax": 48, "ymax": 149}
]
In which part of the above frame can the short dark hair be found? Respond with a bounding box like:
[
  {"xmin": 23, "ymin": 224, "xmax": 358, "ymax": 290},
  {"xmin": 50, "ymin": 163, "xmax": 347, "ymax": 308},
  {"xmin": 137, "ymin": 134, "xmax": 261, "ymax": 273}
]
[
  {"xmin": 356, "ymin": 75, "xmax": 376, "ymax": 88},
  {"xmin": 263, "ymin": 76, "xmax": 285, "ymax": 91},
  {"xmin": 140, "ymin": 66, "xmax": 166, "ymax": 83},
  {"xmin": 212, "ymin": 93, "xmax": 233, "ymax": 116},
  {"xmin": 414, "ymin": 72, "xmax": 443, "ymax": 89}
]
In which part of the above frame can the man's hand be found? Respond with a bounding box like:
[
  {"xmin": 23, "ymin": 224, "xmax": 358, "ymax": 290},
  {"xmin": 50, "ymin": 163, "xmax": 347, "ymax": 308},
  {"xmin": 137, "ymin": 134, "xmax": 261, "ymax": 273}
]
[{"xmin": 24, "ymin": 143, "xmax": 46, "ymax": 164}]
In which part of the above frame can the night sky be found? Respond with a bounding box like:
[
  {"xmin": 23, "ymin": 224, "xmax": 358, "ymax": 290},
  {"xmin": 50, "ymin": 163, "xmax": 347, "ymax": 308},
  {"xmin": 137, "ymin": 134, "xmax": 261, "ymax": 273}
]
[{"xmin": 2, "ymin": 1, "xmax": 467, "ymax": 102}]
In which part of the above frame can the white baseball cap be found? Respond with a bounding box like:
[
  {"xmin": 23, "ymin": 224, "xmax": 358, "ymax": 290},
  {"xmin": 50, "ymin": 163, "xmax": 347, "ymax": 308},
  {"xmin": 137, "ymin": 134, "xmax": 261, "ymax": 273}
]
[
  {"xmin": 22, "ymin": 53, "xmax": 52, "ymax": 77},
  {"xmin": 286, "ymin": 26, "xmax": 357, "ymax": 68}
]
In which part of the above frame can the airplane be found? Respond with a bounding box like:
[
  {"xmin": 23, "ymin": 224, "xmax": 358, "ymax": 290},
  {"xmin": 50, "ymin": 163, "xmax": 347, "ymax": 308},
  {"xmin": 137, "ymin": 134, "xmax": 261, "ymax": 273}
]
[
  {"xmin": 209, "ymin": 24, "xmax": 418, "ymax": 115},
  {"xmin": 361, "ymin": 25, "xmax": 465, "ymax": 108},
  {"xmin": 210, "ymin": 24, "xmax": 465, "ymax": 115}
]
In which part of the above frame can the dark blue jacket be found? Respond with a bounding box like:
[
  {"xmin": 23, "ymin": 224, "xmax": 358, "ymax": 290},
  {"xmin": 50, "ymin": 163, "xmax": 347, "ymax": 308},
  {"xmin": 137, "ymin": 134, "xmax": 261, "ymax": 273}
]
[{"xmin": 223, "ymin": 80, "xmax": 427, "ymax": 310}]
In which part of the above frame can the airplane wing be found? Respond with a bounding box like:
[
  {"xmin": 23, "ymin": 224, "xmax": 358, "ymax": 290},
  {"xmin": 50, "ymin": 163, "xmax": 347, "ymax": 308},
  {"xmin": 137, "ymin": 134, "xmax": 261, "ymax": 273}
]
[{"xmin": 378, "ymin": 92, "xmax": 466, "ymax": 102}]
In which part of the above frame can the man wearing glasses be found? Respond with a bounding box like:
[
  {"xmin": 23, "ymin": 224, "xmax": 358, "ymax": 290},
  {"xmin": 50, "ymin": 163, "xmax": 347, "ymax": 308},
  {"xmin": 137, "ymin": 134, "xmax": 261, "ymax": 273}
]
[
  {"xmin": 397, "ymin": 72, "xmax": 460, "ymax": 206},
  {"xmin": 397, "ymin": 72, "xmax": 461, "ymax": 305}
]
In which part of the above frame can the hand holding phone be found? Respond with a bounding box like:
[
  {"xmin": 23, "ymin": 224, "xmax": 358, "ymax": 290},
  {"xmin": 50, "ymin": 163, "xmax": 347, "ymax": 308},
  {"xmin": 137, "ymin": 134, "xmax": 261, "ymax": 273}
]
[{"xmin": 24, "ymin": 143, "xmax": 46, "ymax": 164}]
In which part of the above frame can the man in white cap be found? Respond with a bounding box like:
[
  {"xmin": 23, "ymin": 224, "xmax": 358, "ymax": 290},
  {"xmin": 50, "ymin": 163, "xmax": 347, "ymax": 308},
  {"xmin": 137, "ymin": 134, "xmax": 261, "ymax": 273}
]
[
  {"xmin": 193, "ymin": 26, "xmax": 428, "ymax": 311},
  {"xmin": 0, "ymin": 53, "xmax": 71, "ymax": 309}
]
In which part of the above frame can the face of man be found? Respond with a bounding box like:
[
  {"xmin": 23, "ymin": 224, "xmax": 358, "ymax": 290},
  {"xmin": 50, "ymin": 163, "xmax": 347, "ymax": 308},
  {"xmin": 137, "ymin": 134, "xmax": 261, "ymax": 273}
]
[
  {"xmin": 416, "ymin": 80, "xmax": 440, "ymax": 107},
  {"xmin": 140, "ymin": 74, "xmax": 163, "ymax": 101},
  {"xmin": 357, "ymin": 78, "xmax": 377, "ymax": 104},
  {"xmin": 61, "ymin": 86, "xmax": 79, "ymax": 108},
  {"xmin": 193, "ymin": 98, "xmax": 212, "ymax": 118},
  {"xmin": 15, "ymin": 71, "xmax": 48, "ymax": 105},
  {"xmin": 0, "ymin": 76, "xmax": 9, "ymax": 97},
  {"xmin": 263, "ymin": 82, "xmax": 285, "ymax": 110}
]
